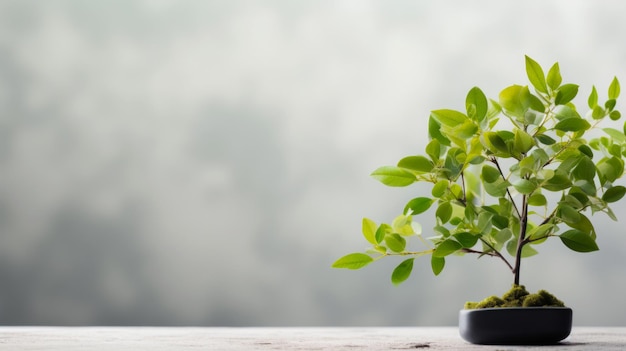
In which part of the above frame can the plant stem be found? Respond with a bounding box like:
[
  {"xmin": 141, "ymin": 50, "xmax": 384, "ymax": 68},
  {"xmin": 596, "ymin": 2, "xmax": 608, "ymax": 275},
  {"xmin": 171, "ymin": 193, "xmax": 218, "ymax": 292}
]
[
  {"xmin": 460, "ymin": 171, "xmax": 467, "ymax": 205},
  {"xmin": 491, "ymin": 158, "xmax": 522, "ymax": 219},
  {"xmin": 470, "ymin": 239, "xmax": 514, "ymax": 272},
  {"xmin": 513, "ymin": 194, "xmax": 529, "ymax": 286}
]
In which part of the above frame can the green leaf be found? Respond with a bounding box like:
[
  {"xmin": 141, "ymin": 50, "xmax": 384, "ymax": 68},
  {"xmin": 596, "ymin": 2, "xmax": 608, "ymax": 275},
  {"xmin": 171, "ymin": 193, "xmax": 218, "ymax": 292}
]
[
  {"xmin": 433, "ymin": 225, "xmax": 450, "ymax": 237},
  {"xmin": 597, "ymin": 157, "xmax": 624, "ymax": 184},
  {"xmin": 429, "ymin": 117, "xmax": 450, "ymax": 146},
  {"xmin": 398, "ymin": 156, "xmax": 434, "ymax": 173},
  {"xmin": 505, "ymin": 240, "xmax": 517, "ymax": 257},
  {"xmin": 513, "ymin": 128, "xmax": 535, "ymax": 154},
  {"xmin": 486, "ymin": 99, "xmax": 502, "ymax": 119},
  {"xmin": 610, "ymin": 144, "xmax": 621, "ymax": 158},
  {"xmin": 552, "ymin": 105, "xmax": 581, "ymax": 120},
  {"xmin": 542, "ymin": 173, "xmax": 572, "ymax": 191},
  {"xmin": 554, "ymin": 84, "xmax": 579, "ymax": 105},
  {"xmin": 554, "ymin": 118, "xmax": 590, "ymax": 132},
  {"xmin": 519, "ymin": 155, "xmax": 536, "ymax": 177},
  {"xmin": 546, "ymin": 62, "xmax": 562, "ymax": 90},
  {"xmin": 567, "ymin": 192, "xmax": 589, "ymax": 208},
  {"xmin": 433, "ymin": 239, "xmax": 462, "ymax": 257},
  {"xmin": 432, "ymin": 180, "xmax": 449, "ymax": 198},
  {"xmin": 573, "ymin": 180, "xmax": 597, "ymax": 196},
  {"xmin": 450, "ymin": 182, "xmax": 463, "ymax": 198},
  {"xmin": 536, "ymin": 134, "xmax": 556, "ymax": 145},
  {"xmin": 609, "ymin": 76, "xmax": 621, "ymax": 99},
  {"xmin": 562, "ymin": 194, "xmax": 584, "ymax": 209},
  {"xmin": 558, "ymin": 204, "xmax": 581, "ymax": 224},
  {"xmin": 499, "ymin": 85, "xmax": 532, "ymax": 118},
  {"xmin": 391, "ymin": 258, "xmax": 414, "ymax": 285},
  {"xmin": 521, "ymin": 244, "xmax": 538, "ymax": 257},
  {"xmin": 484, "ymin": 179, "xmax": 511, "ymax": 197},
  {"xmin": 412, "ymin": 221, "xmax": 423, "ymax": 236},
  {"xmin": 436, "ymin": 201, "xmax": 453, "ymax": 224},
  {"xmin": 467, "ymin": 137, "xmax": 485, "ymax": 164},
  {"xmin": 528, "ymin": 193, "xmax": 547, "ymax": 206},
  {"xmin": 606, "ymin": 99, "xmax": 617, "ymax": 111},
  {"xmin": 525, "ymin": 110, "xmax": 544, "ymax": 126},
  {"xmin": 431, "ymin": 256, "xmax": 445, "ymax": 276},
  {"xmin": 606, "ymin": 206, "xmax": 618, "ymax": 221},
  {"xmin": 525, "ymin": 55, "xmax": 548, "ymax": 93},
  {"xmin": 610, "ymin": 110, "xmax": 621, "ymax": 121},
  {"xmin": 592, "ymin": 105, "xmax": 605, "ymax": 119},
  {"xmin": 578, "ymin": 144, "xmax": 594, "ymax": 158},
  {"xmin": 443, "ymin": 152, "xmax": 463, "ymax": 179},
  {"xmin": 332, "ymin": 253, "xmax": 373, "ymax": 269},
  {"xmin": 392, "ymin": 214, "xmax": 414, "ymax": 236},
  {"xmin": 477, "ymin": 211, "xmax": 494, "ymax": 233},
  {"xmin": 385, "ymin": 233, "xmax": 406, "ymax": 253},
  {"xmin": 557, "ymin": 154, "xmax": 581, "ymax": 174},
  {"xmin": 527, "ymin": 223, "xmax": 555, "ymax": 241},
  {"xmin": 603, "ymin": 128, "xmax": 626, "ymax": 143},
  {"xmin": 375, "ymin": 224, "xmax": 390, "ymax": 244},
  {"xmin": 431, "ymin": 109, "xmax": 468, "ymax": 127},
  {"xmin": 482, "ymin": 165, "xmax": 501, "ymax": 183},
  {"xmin": 565, "ymin": 213, "xmax": 596, "ymax": 238},
  {"xmin": 362, "ymin": 218, "xmax": 378, "ymax": 245},
  {"xmin": 506, "ymin": 240, "xmax": 538, "ymax": 258},
  {"xmin": 404, "ymin": 197, "xmax": 435, "ymax": 215},
  {"xmin": 371, "ymin": 245, "xmax": 387, "ymax": 254},
  {"xmin": 392, "ymin": 214, "xmax": 411, "ymax": 229},
  {"xmin": 464, "ymin": 169, "xmax": 481, "ymax": 199},
  {"xmin": 466, "ymin": 87, "xmax": 488, "ymax": 122},
  {"xmin": 451, "ymin": 120, "xmax": 478, "ymax": 139},
  {"xmin": 426, "ymin": 139, "xmax": 442, "ymax": 162},
  {"xmin": 588, "ymin": 86, "xmax": 598, "ymax": 108},
  {"xmin": 454, "ymin": 232, "xmax": 479, "ymax": 248},
  {"xmin": 603, "ymin": 185, "xmax": 626, "ymax": 203},
  {"xmin": 573, "ymin": 156, "xmax": 596, "ymax": 182},
  {"xmin": 560, "ymin": 229, "xmax": 599, "ymax": 252},
  {"xmin": 493, "ymin": 228, "xmax": 513, "ymax": 250},
  {"xmin": 513, "ymin": 178, "xmax": 537, "ymax": 194},
  {"xmin": 371, "ymin": 166, "xmax": 416, "ymax": 187},
  {"xmin": 483, "ymin": 131, "xmax": 509, "ymax": 154},
  {"xmin": 537, "ymin": 168, "xmax": 554, "ymax": 182}
]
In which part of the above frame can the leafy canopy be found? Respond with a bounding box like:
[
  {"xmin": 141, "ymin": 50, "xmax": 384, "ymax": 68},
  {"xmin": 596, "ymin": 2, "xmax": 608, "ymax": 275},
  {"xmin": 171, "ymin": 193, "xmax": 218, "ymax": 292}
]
[{"xmin": 333, "ymin": 56, "xmax": 624, "ymax": 286}]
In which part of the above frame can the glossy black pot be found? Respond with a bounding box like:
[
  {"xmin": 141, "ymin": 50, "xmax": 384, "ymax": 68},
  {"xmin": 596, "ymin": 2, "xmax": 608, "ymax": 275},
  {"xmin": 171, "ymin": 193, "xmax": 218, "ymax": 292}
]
[{"xmin": 459, "ymin": 307, "xmax": 573, "ymax": 345}]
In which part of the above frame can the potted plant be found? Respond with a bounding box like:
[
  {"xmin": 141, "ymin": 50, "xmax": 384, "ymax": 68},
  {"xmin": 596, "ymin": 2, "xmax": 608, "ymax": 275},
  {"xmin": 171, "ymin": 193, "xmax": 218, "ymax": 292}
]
[{"xmin": 333, "ymin": 56, "xmax": 623, "ymax": 345}]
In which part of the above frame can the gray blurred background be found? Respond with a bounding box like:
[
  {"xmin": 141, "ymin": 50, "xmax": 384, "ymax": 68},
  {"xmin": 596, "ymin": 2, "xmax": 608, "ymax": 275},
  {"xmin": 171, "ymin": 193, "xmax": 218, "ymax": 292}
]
[{"xmin": 1, "ymin": 0, "xmax": 626, "ymax": 326}]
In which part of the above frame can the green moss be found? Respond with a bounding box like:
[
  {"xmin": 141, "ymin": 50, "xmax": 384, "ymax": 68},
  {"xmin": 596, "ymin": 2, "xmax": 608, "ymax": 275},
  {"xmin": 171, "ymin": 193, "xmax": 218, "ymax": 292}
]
[
  {"xmin": 522, "ymin": 289, "xmax": 565, "ymax": 307},
  {"xmin": 502, "ymin": 284, "xmax": 530, "ymax": 307},
  {"xmin": 473, "ymin": 295, "xmax": 505, "ymax": 308},
  {"xmin": 464, "ymin": 301, "xmax": 478, "ymax": 309},
  {"xmin": 464, "ymin": 285, "xmax": 566, "ymax": 309}
]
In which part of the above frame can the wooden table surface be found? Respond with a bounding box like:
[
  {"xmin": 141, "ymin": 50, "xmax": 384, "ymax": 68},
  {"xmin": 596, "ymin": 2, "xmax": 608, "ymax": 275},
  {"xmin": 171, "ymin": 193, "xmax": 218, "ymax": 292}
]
[{"xmin": 0, "ymin": 327, "xmax": 625, "ymax": 350}]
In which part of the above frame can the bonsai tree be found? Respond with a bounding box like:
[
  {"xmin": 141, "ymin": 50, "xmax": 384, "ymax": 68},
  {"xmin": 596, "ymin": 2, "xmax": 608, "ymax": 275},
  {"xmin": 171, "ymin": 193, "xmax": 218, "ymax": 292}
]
[{"xmin": 333, "ymin": 56, "xmax": 623, "ymax": 306}]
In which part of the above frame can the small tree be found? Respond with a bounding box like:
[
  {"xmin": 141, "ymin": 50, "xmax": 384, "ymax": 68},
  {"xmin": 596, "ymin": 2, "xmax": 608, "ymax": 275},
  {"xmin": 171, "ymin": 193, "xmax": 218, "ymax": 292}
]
[{"xmin": 334, "ymin": 56, "xmax": 623, "ymax": 290}]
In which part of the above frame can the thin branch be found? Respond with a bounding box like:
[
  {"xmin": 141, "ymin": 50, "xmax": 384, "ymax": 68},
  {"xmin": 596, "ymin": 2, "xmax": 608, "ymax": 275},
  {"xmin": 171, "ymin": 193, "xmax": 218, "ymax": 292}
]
[
  {"xmin": 459, "ymin": 171, "xmax": 467, "ymax": 206},
  {"xmin": 491, "ymin": 157, "xmax": 522, "ymax": 219},
  {"xmin": 473, "ymin": 238, "xmax": 515, "ymax": 272},
  {"xmin": 379, "ymin": 249, "xmax": 434, "ymax": 259},
  {"xmin": 513, "ymin": 194, "xmax": 529, "ymax": 286},
  {"xmin": 539, "ymin": 208, "xmax": 558, "ymax": 226}
]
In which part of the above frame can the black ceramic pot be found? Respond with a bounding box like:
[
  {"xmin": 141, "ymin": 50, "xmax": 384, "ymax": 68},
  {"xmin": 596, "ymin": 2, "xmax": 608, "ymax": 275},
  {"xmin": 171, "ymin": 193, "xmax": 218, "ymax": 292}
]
[{"xmin": 459, "ymin": 307, "xmax": 573, "ymax": 345}]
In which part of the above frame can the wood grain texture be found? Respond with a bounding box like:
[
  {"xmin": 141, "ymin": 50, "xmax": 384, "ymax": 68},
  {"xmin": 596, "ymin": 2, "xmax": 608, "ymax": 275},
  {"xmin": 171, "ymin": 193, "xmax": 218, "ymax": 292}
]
[{"xmin": 0, "ymin": 327, "xmax": 625, "ymax": 350}]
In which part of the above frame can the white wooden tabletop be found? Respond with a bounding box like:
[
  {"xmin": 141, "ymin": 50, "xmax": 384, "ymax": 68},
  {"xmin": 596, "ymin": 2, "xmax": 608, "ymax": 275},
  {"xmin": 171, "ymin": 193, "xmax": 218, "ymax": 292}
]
[{"xmin": 0, "ymin": 327, "xmax": 625, "ymax": 350}]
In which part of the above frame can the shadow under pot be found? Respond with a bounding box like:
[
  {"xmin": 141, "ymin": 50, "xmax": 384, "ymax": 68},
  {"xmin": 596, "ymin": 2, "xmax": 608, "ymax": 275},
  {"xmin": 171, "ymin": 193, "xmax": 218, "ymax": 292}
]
[{"xmin": 459, "ymin": 307, "xmax": 573, "ymax": 345}]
